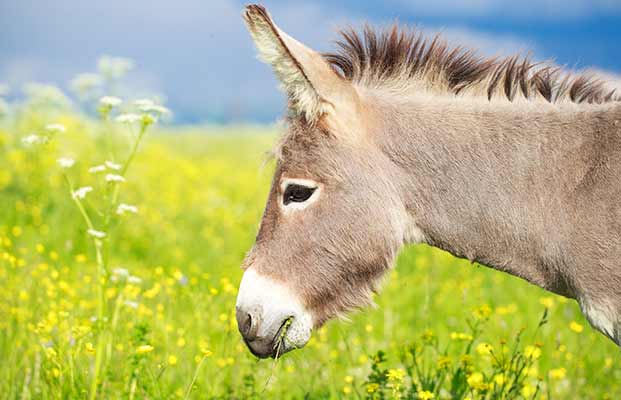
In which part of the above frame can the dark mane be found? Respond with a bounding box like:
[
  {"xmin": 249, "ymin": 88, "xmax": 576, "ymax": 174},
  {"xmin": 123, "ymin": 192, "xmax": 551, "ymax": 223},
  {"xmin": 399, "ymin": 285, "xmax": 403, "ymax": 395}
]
[{"xmin": 324, "ymin": 25, "xmax": 618, "ymax": 104}]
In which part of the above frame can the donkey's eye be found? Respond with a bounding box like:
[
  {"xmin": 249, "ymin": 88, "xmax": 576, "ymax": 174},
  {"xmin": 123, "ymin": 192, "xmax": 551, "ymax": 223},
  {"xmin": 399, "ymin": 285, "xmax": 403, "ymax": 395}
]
[{"xmin": 283, "ymin": 184, "xmax": 316, "ymax": 205}]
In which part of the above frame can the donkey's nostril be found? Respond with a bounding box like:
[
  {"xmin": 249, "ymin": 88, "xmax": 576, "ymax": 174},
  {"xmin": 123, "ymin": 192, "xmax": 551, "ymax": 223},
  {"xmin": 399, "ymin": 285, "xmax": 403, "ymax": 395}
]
[
  {"xmin": 243, "ymin": 313, "xmax": 252, "ymax": 334},
  {"xmin": 236, "ymin": 307, "xmax": 259, "ymax": 341}
]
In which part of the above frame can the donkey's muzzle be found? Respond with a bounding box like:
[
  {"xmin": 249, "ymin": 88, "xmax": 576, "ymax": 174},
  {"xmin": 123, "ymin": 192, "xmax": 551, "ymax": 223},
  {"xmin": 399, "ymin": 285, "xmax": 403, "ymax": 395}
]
[
  {"xmin": 236, "ymin": 306, "xmax": 286, "ymax": 358},
  {"xmin": 235, "ymin": 269, "xmax": 313, "ymax": 358}
]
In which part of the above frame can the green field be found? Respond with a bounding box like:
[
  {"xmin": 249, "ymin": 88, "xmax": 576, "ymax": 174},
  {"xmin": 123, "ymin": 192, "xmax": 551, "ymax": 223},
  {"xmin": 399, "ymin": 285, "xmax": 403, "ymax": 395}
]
[{"xmin": 1, "ymin": 89, "xmax": 620, "ymax": 399}]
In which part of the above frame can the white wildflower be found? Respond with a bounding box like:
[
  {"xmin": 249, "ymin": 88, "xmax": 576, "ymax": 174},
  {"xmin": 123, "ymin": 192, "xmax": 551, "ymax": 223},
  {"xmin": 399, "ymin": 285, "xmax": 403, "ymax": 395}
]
[
  {"xmin": 105, "ymin": 174, "xmax": 125, "ymax": 183},
  {"xmin": 135, "ymin": 99, "xmax": 170, "ymax": 116},
  {"xmin": 57, "ymin": 157, "xmax": 75, "ymax": 169},
  {"xmin": 99, "ymin": 96, "xmax": 122, "ymax": 107},
  {"xmin": 127, "ymin": 276, "xmax": 142, "ymax": 284},
  {"xmin": 105, "ymin": 160, "xmax": 121, "ymax": 170},
  {"xmin": 0, "ymin": 98, "xmax": 8, "ymax": 115},
  {"xmin": 97, "ymin": 56, "xmax": 134, "ymax": 80},
  {"xmin": 88, "ymin": 164, "xmax": 106, "ymax": 173},
  {"xmin": 117, "ymin": 203, "xmax": 138, "ymax": 215},
  {"xmin": 24, "ymin": 83, "xmax": 71, "ymax": 107},
  {"xmin": 143, "ymin": 104, "xmax": 171, "ymax": 115},
  {"xmin": 22, "ymin": 134, "xmax": 43, "ymax": 146},
  {"xmin": 134, "ymin": 99, "xmax": 154, "ymax": 108},
  {"xmin": 115, "ymin": 113, "xmax": 141, "ymax": 124},
  {"xmin": 87, "ymin": 229, "xmax": 106, "ymax": 239},
  {"xmin": 112, "ymin": 267, "xmax": 129, "ymax": 277},
  {"xmin": 72, "ymin": 186, "xmax": 93, "ymax": 199},
  {"xmin": 142, "ymin": 114, "xmax": 158, "ymax": 125},
  {"xmin": 0, "ymin": 83, "xmax": 9, "ymax": 96},
  {"xmin": 124, "ymin": 300, "xmax": 139, "ymax": 309},
  {"xmin": 70, "ymin": 73, "xmax": 102, "ymax": 96},
  {"xmin": 45, "ymin": 123, "xmax": 66, "ymax": 133}
]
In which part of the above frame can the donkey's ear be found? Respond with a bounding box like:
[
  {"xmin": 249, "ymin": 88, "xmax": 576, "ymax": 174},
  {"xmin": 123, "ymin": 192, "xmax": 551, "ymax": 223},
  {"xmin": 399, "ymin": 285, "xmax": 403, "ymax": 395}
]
[{"xmin": 244, "ymin": 4, "xmax": 358, "ymax": 124}]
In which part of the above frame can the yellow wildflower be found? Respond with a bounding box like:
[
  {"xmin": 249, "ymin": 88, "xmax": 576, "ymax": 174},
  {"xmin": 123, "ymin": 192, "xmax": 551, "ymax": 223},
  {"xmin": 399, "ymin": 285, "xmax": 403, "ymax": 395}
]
[
  {"xmin": 85, "ymin": 342, "xmax": 95, "ymax": 355},
  {"xmin": 524, "ymin": 345, "xmax": 542, "ymax": 360},
  {"xmin": 387, "ymin": 368, "xmax": 405, "ymax": 382},
  {"xmin": 45, "ymin": 347, "xmax": 57, "ymax": 359},
  {"xmin": 11, "ymin": 226, "xmax": 22, "ymax": 237},
  {"xmin": 342, "ymin": 386, "xmax": 352, "ymax": 395},
  {"xmin": 450, "ymin": 332, "xmax": 473, "ymax": 341},
  {"xmin": 418, "ymin": 390, "xmax": 435, "ymax": 400},
  {"xmin": 549, "ymin": 367, "xmax": 566, "ymax": 380},
  {"xmin": 476, "ymin": 342, "xmax": 492, "ymax": 356},
  {"xmin": 366, "ymin": 383, "xmax": 379, "ymax": 393},
  {"xmin": 467, "ymin": 372, "xmax": 484, "ymax": 389},
  {"xmin": 521, "ymin": 384, "xmax": 536, "ymax": 397},
  {"xmin": 539, "ymin": 297, "xmax": 555, "ymax": 308},
  {"xmin": 569, "ymin": 321, "xmax": 584, "ymax": 333},
  {"xmin": 201, "ymin": 347, "xmax": 213, "ymax": 357},
  {"xmin": 168, "ymin": 355, "xmax": 178, "ymax": 365},
  {"xmin": 437, "ymin": 356, "xmax": 451, "ymax": 369},
  {"xmin": 136, "ymin": 344, "xmax": 154, "ymax": 354},
  {"xmin": 472, "ymin": 304, "xmax": 492, "ymax": 320},
  {"xmin": 421, "ymin": 329, "xmax": 435, "ymax": 342}
]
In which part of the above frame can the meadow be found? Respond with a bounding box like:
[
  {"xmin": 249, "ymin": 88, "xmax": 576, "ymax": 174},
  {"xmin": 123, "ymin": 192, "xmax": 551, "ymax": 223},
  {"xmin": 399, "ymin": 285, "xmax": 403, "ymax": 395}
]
[{"xmin": 0, "ymin": 67, "xmax": 620, "ymax": 399}]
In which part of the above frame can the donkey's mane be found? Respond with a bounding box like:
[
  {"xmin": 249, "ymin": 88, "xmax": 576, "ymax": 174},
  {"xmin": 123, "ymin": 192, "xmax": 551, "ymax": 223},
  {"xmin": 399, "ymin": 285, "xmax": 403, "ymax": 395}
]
[{"xmin": 324, "ymin": 25, "xmax": 619, "ymax": 104}]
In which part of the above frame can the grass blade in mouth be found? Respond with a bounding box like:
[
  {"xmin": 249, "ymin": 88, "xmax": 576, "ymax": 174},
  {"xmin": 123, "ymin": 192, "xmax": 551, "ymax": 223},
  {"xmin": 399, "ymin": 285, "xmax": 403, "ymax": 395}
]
[
  {"xmin": 262, "ymin": 317, "xmax": 294, "ymax": 393},
  {"xmin": 273, "ymin": 317, "xmax": 293, "ymax": 358}
]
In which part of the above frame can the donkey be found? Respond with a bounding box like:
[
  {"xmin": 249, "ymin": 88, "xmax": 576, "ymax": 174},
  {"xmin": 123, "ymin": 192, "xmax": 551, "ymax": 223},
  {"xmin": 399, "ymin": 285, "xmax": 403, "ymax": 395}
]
[{"xmin": 235, "ymin": 4, "xmax": 621, "ymax": 358}]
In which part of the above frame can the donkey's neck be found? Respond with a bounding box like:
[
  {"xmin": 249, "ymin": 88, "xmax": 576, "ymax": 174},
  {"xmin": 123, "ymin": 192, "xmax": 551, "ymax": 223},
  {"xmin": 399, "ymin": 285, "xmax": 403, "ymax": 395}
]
[{"xmin": 372, "ymin": 92, "xmax": 617, "ymax": 298}]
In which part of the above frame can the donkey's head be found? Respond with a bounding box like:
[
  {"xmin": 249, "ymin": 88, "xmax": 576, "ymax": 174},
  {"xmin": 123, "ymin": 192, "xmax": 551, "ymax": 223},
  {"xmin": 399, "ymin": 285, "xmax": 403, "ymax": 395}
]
[{"xmin": 235, "ymin": 5, "xmax": 415, "ymax": 358}]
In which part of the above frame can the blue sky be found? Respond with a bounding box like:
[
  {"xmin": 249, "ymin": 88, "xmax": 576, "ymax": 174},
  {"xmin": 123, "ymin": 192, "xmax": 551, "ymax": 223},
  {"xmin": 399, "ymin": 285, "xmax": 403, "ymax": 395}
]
[{"xmin": 1, "ymin": 0, "xmax": 620, "ymax": 123}]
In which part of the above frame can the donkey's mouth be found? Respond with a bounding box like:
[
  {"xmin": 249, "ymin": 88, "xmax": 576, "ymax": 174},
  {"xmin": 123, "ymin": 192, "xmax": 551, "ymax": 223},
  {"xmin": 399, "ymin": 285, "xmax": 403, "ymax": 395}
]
[
  {"xmin": 242, "ymin": 316, "xmax": 295, "ymax": 359},
  {"xmin": 271, "ymin": 317, "xmax": 294, "ymax": 358}
]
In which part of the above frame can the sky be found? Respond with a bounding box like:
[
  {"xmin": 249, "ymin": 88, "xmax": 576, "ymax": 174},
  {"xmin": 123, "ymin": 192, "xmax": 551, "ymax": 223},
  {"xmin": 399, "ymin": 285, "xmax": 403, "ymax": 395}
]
[{"xmin": 1, "ymin": 0, "xmax": 620, "ymax": 123}]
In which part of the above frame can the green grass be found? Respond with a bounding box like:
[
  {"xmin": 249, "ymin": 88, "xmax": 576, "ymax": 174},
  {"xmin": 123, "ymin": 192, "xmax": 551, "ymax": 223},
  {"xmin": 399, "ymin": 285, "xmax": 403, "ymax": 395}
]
[{"xmin": 0, "ymin": 95, "xmax": 620, "ymax": 399}]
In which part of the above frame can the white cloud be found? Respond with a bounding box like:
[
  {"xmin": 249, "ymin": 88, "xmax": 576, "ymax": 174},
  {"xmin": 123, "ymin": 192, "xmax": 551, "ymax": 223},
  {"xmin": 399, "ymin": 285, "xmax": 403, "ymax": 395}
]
[
  {"xmin": 423, "ymin": 26, "xmax": 535, "ymax": 57},
  {"xmin": 586, "ymin": 69, "xmax": 621, "ymax": 95}
]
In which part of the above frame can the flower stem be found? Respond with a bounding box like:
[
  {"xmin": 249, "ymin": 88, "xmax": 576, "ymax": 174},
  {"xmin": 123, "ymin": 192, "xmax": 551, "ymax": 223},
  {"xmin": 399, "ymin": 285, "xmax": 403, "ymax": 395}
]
[
  {"xmin": 63, "ymin": 174, "xmax": 108, "ymax": 400},
  {"xmin": 183, "ymin": 355, "xmax": 207, "ymax": 400}
]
